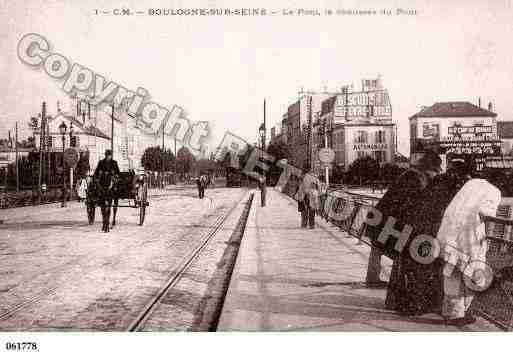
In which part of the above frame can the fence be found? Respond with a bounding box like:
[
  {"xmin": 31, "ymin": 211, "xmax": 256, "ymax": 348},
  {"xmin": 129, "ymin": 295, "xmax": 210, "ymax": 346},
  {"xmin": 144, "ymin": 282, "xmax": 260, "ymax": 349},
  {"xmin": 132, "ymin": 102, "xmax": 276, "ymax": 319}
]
[
  {"xmin": 0, "ymin": 187, "xmax": 75, "ymax": 209},
  {"xmin": 285, "ymin": 185, "xmax": 513, "ymax": 330}
]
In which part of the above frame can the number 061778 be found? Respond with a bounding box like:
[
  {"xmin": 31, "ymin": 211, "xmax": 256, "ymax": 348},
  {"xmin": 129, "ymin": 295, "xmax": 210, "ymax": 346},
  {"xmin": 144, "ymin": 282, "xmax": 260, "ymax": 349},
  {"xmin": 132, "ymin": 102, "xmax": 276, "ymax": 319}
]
[{"xmin": 5, "ymin": 342, "xmax": 38, "ymax": 351}]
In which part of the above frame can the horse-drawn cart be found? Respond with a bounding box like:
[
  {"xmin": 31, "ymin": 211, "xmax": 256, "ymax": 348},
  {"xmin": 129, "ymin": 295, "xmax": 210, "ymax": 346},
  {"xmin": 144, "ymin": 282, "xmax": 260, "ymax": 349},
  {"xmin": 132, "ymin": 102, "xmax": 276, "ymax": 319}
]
[{"xmin": 85, "ymin": 171, "xmax": 149, "ymax": 227}]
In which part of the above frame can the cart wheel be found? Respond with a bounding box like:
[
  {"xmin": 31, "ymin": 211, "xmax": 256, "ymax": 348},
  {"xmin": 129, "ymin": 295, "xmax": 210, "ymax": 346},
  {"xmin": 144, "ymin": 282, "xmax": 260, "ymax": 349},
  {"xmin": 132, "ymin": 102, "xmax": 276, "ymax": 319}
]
[
  {"xmin": 138, "ymin": 181, "xmax": 148, "ymax": 226},
  {"xmin": 87, "ymin": 201, "xmax": 96, "ymax": 225},
  {"xmin": 139, "ymin": 203, "xmax": 146, "ymax": 225}
]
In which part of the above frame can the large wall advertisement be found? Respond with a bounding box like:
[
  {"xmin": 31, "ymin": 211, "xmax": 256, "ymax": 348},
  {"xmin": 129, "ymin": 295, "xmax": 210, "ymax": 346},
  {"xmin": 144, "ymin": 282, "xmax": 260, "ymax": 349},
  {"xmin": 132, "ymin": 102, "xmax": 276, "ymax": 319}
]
[{"xmin": 334, "ymin": 90, "xmax": 392, "ymax": 120}]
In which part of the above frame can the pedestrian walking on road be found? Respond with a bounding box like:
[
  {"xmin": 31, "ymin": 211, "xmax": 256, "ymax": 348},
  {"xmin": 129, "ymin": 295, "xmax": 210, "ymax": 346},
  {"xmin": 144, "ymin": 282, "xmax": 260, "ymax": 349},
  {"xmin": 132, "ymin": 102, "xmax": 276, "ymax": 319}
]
[
  {"xmin": 296, "ymin": 179, "xmax": 308, "ymax": 228},
  {"xmin": 259, "ymin": 177, "xmax": 267, "ymax": 207},
  {"xmin": 196, "ymin": 175, "xmax": 206, "ymax": 199},
  {"xmin": 307, "ymin": 182, "xmax": 321, "ymax": 229},
  {"xmin": 77, "ymin": 176, "xmax": 88, "ymax": 202}
]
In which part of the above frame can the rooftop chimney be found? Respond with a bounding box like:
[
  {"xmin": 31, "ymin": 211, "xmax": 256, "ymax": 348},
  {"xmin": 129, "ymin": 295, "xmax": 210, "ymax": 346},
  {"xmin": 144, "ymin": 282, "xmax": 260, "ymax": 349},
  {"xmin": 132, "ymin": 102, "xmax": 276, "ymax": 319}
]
[
  {"xmin": 488, "ymin": 102, "xmax": 493, "ymax": 111},
  {"xmin": 478, "ymin": 97, "xmax": 481, "ymax": 108}
]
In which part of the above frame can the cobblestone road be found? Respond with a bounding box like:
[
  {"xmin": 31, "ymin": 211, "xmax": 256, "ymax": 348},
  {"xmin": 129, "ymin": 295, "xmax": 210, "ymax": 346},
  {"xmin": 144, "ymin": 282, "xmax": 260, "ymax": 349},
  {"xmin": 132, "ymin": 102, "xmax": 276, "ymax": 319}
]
[{"xmin": 0, "ymin": 185, "xmax": 247, "ymax": 331}]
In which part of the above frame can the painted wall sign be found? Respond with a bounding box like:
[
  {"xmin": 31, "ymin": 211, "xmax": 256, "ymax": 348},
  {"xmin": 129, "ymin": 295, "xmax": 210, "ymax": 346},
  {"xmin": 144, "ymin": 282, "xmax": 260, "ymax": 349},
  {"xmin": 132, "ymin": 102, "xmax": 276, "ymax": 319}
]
[
  {"xmin": 352, "ymin": 143, "xmax": 388, "ymax": 151},
  {"xmin": 448, "ymin": 125, "xmax": 493, "ymax": 135},
  {"xmin": 334, "ymin": 90, "xmax": 392, "ymax": 120}
]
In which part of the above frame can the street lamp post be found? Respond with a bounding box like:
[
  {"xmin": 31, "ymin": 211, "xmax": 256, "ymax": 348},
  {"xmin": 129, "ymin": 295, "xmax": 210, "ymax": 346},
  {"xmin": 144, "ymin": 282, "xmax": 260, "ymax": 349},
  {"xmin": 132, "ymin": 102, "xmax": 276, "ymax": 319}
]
[
  {"xmin": 69, "ymin": 123, "xmax": 74, "ymax": 200},
  {"xmin": 59, "ymin": 121, "xmax": 67, "ymax": 208},
  {"xmin": 259, "ymin": 123, "xmax": 266, "ymax": 207}
]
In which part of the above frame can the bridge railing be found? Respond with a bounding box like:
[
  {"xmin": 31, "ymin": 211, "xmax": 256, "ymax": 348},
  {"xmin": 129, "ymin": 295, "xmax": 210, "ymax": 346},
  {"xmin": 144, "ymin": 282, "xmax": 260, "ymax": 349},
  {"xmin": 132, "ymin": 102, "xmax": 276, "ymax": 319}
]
[{"xmin": 286, "ymin": 186, "xmax": 513, "ymax": 330}]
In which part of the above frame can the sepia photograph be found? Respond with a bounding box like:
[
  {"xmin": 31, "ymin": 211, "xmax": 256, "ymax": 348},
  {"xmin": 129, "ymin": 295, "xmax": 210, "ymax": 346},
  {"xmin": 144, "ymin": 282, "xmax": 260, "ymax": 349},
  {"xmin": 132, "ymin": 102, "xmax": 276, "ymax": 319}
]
[{"xmin": 1, "ymin": 0, "xmax": 513, "ymax": 357}]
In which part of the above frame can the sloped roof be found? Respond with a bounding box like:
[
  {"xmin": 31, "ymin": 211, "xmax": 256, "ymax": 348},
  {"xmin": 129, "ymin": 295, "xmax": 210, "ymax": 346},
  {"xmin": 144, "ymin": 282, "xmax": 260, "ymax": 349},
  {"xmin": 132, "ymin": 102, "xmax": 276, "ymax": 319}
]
[
  {"xmin": 84, "ymin": 125, "xmax": 110, "ymax": 139},
  {"xmin": 498, "ymin": 121, "xmax": 513, "ymax": 139},
  {"xmin": 409, "ymin": 102, "xmax": 497, "ymax": 119},
  {"xmin": 41, "ymin": 112, "xmax": 111, "ymax": 140}
]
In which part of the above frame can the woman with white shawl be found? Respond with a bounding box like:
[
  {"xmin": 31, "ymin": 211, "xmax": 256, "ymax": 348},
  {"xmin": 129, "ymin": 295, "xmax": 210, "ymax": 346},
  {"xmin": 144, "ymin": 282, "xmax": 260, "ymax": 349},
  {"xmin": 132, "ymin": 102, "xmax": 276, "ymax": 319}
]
[{"xmin": 437, "ymin": 178, "xmax": 501, "ymax": 325}]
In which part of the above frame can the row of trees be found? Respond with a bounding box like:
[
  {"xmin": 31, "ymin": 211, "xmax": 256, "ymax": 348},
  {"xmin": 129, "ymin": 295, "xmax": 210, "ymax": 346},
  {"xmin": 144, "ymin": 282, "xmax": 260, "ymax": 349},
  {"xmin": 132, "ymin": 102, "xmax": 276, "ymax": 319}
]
[
  {"xmin": 216, "ymin": 139, "xmax": 404, "ymax": 187},
  {"xmin": 140, "ymin": 146, "xmax": 223, "ymax": 179}
]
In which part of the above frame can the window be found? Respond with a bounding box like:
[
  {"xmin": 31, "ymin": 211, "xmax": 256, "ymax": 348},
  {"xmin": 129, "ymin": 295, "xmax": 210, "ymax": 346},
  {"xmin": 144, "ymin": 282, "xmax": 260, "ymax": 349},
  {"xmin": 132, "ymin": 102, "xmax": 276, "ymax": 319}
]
[
  {"xmin": 357, "ymin": 151, "xmax": 366, "ymax": 159},
  {"xmin": 355, "ymin": 130, "xmax": 368, "ymax": 143},
  {"xmin": 375, "ymin": 130, "xmax": 386, "ymax": 143},
  {"xmin": 70, "ymin": 136, "xmax": 79, "ymax": 147},
  {"xmin": 47, "ymin": 136, "xmax": 53, "ymax": 148},
  {"xmin": 374, "ymin": 151, "xmax": 387, "ymax": 163}
]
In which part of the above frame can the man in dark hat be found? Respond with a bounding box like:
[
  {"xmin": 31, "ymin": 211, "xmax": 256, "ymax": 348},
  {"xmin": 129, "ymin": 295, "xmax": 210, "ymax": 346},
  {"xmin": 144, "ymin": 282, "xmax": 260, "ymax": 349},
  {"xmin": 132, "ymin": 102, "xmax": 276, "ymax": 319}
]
[{"xmin": 94, "ymin": 149, "xmax": 120, "ymax": 187}]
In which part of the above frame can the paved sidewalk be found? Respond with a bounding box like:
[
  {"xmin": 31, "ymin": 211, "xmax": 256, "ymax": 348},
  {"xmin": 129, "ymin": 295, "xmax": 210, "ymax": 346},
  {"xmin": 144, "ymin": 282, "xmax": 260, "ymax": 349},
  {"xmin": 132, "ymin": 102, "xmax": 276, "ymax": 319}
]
[{"xmin": 218, "ymin": 189, "xmax": 500, "ymax": 331}]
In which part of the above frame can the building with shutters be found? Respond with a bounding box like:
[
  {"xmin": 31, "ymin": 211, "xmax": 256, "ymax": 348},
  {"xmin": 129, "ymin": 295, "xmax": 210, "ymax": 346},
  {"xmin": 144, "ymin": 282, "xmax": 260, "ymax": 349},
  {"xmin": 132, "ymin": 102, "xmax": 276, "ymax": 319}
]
[{"xmin": 281, "ymin": 89, "xmax": 340, "ymax": 171}]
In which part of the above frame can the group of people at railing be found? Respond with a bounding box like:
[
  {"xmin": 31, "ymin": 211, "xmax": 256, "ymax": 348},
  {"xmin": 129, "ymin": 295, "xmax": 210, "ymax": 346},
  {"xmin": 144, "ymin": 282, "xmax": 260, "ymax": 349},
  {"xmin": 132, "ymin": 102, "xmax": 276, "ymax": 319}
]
[{"xmin": 290, "ymin": 150, "xmax": 511, "ymax": 326}]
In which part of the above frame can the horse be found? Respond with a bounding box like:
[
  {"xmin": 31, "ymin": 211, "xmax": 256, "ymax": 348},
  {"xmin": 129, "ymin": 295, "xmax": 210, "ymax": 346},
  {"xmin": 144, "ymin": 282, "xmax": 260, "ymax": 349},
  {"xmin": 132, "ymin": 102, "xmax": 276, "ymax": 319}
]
[{"xmin": 92, "ymin": 171, "xmax": 120, "ymax": 233}]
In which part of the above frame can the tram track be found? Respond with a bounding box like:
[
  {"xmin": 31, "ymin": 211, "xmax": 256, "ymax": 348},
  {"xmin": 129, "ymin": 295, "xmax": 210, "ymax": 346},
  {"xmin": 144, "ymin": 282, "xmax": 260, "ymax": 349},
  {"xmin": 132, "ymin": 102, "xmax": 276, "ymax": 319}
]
[
  {"xmin": 0, "ymin": 188, "xmax": 247, "ymax": 330},
  {"xmin": 126, "ymin": 191, "xmax": 251, "ymax": 331}
]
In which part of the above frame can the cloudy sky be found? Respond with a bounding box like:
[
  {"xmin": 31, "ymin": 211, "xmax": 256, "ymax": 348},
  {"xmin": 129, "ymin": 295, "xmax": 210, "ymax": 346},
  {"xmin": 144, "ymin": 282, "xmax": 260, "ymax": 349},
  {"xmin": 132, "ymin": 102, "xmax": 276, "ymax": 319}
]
[{"xmin": 1, "ymin": 0, "xmax": 513, "ymax": 154}]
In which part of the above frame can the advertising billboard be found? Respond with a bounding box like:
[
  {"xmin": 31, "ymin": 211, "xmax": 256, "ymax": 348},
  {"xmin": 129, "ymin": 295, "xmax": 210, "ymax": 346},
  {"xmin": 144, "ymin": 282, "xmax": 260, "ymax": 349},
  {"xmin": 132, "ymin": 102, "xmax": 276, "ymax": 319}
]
[{"xmin": 334, "ymin": 89, "xmax": 392, "ymax": 121}]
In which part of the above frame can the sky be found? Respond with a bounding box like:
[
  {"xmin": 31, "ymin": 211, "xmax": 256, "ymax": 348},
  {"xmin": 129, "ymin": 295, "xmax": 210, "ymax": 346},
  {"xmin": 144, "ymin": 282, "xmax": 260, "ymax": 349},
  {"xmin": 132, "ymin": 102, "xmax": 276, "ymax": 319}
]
[{"xmin": 1, "ymin": 0, "xmax": 513, "ymax": 155}]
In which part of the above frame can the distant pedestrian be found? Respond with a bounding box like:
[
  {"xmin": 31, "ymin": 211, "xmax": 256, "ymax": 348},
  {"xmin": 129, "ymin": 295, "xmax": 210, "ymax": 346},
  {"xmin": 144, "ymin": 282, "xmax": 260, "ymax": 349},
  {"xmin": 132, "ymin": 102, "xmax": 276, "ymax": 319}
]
[
  {"xmin": 296, "ymin": 180, "xmax": 309, "ymax": 228},
  {"xmin": 307, "ymin": 182, "xmax": 321, "ymax": 229},
  {"xmin": 196, "ymin": 176, "xmax": 205, "ymax": 199},
  {"xmin": 318, "ymin": 180, "xmax": 328, "ymax": 219},
  {"xmin": 77, "ymin": 177, "xmax": 88, "ymax": 202},
  {"xmin": 259, "ymin": 177, "xmax": 266, "ymax": 207}
]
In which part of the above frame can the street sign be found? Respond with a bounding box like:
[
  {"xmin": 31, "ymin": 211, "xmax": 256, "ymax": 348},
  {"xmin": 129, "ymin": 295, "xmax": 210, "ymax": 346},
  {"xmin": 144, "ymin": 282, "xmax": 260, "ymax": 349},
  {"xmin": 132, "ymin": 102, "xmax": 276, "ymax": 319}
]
[
  {"xmin": 318, "ymin": 148, "xmax": 335, "ymax": 164},
  {"xmin": 64, "ymin": 148, "xmax": 79, "ymax": 168}
]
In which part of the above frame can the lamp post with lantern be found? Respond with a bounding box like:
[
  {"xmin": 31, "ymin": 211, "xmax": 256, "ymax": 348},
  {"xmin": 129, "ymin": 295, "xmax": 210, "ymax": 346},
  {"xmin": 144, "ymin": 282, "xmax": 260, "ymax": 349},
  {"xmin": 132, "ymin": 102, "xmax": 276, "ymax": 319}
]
[
  {"xmin": 59, "ymin": 121, "xmax": 67, "ymax": 208},
  {"xmin": 68, "ymin": 123, "xmax": 74, "ymax": 200},
  {"xmin": 259, "ymin": 98, "xmax": 267, "ymax": 207}
]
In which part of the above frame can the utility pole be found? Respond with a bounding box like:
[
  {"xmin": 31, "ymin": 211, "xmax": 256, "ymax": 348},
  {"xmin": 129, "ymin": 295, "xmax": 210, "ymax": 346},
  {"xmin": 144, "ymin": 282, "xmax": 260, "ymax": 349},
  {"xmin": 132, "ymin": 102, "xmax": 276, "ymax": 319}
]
[
  {"xmin": 174, "ymin": 135, "xmax": 177, "ymax": 183},
  {"xmin": 161, "ymin": 125, "xmax": 165, "ymax": 188},
  {"xmin": 46, "ymin": 120, "xmax": 50, "ymax": 187},
  {"xmin": 15, "ymin": 122, "xmax": 19, "ymax": 192},
  {"xmin": 307, "ymin": 96, "xmax": 313, "ymax": 172},
  {"xmin": 260, "ymin": 98, "xmax": 267, "ymax": 207},
  {"xmin": 111, "ymin": 103, "xmax": 115, "ymax": 155},
  {"xmin": 38, "ymin": 102, "xmax": 46, "ymax": 192},
  {"xmin": 263, "ymin": 98, "xmax": 266, "ymax": 152},
  {"xmin": 324, "ymin": 119, "xmax": 330, "ymax": 188}
]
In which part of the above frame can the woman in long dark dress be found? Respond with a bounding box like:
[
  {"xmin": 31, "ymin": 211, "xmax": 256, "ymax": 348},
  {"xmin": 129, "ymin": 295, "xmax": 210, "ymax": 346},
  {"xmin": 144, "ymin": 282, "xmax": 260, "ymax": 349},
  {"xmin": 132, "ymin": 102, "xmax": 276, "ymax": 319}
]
[{"xmin": 394, "ymin": 161, "xmax": 471, "ymax": 315}]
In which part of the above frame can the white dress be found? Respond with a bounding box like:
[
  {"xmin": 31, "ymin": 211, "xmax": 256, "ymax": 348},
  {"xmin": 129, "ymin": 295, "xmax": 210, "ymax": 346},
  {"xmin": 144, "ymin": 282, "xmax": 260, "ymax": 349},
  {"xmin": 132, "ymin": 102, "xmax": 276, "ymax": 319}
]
[{"xmin": 437, "ymin": 179, "xmax": 501, "ymax": 318}]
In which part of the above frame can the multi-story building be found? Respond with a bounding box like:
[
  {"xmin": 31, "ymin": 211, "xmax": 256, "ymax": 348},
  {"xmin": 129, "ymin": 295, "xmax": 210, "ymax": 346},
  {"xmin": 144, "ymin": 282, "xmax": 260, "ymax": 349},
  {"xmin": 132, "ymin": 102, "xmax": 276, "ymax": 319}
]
[
  {"xmin": 282, "ymin": 90, "xmax": 340, "ymax": 170},
  {"xmin": 315, "ymin": 77, "xmax": 396, "ymax": 174},
  {"xmin": 409, "ymin": 101, "xmax": 499, "ymax": 170}
]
